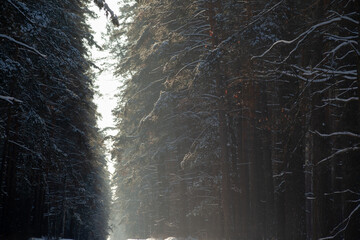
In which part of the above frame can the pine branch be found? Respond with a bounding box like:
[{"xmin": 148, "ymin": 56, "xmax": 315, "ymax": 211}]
[{"xmin": 0, "ymin": 33, "xmax": 47, "ymax": 58}]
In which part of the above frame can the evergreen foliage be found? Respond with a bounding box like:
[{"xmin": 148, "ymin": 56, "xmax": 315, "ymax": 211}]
[
  {"xmin": 0, "ymin": 0, "xmax": 111, "ymax": 239},
  {"xmin": 110, "ymin": 0, "xmax": 360, "ymax": 239}
]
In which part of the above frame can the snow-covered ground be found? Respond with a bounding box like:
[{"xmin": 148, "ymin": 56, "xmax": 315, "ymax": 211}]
[
  {"xmin": 29, "ymin": 236, "xmax": 198, "ymax": 239},
  {"xmin": 128, "ymin": 237, "xmax": 197, "ymax": 240},
  {"xmin": 28, "ymin": 238, "xmax": 74, "ymax": 240}
]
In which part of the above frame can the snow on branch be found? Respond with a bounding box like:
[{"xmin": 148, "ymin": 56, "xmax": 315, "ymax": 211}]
[
  {"xmin": 126, "ymin": 77, "xmax": 165, "ymax": 103},
  {"xmin": 317, "ymin": 146, "xmax": 360, "ymax": 166},
  {"xmin": 93, "ymin": 0, "xmax": 119, "ymax": 26},
  {"xmin": 7, "ymin": 0, "xmax": 35, "ymax": 24},
  {"xmin": 324, "ymin": 189, "xmax": 360, "ymax": 196},
  {"xmin": 251, "ymin": 14, "xmax": 357, "ymax": 61},
  {"xmin": 318, "ymin": 203, "xmax": 360, "ymax": 240},
  {"xmin": 312, "ymin": 130, "xmax": 360, "ymax": 138},
  {"xmin": 0, "ymin": 95, "xmax": 23, "ymax": 104},
  {"xmin": 322, "ymin": 97, "xmax": 359, "ymax": 103},
  {"xmin": 0, "ymin": 34, "xmax": 47, "ymax": 58},
  {"xmin": 214, "ymin": 0, "xmax": 285, "ymax": 51},
  {"xmin": 328, "ymin": 10, "xmax": 359, "ymax": 24},
  {"xmin": 324, "ymin": 40, "xmax": 359, "ymax": 56},
  {"xmin": 176, "ymin": 60, "xmax": 203, "ymax": 76},
  {"xmin": 8, "ymin": 140, "xmax": 43, "ymax": 159}
]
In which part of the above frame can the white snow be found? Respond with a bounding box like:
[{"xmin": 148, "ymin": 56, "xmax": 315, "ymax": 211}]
[
  {"xmin": 127, "ymin": 237, "xmax": 198, "ymax": 240},
  {"xmin": 28, "ymin": 238, "xmax": 74, "ymax": 240},
  {"xmin": 0, "ymin": 95, "xmax": 23, "ymax": 104}
]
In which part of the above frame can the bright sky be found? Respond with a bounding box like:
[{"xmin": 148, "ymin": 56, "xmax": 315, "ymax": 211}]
[
  {"xmin": 89, "ymin": 0, "xmax": 121, "ymax": 176},
  {"xmin": 89, "ymin": 3, "xmax": 128, "ymax": 239}
]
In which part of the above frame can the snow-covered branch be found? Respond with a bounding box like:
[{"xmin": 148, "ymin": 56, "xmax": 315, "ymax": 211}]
[
  {"xmin": 7, "ymin": 0, "xmax": 35, "ymax": 24},
  {"xmin": 0, "ymin": 33, "xmax": 47, "ymax": 58},
  {"xmin": 317, "ymin": 146, "xmax": 360, "ymax": 166},
  {"xmin": 312, "ymin": 130, "xmax": 360, "ymax": 138},
  {"xmin": 176, "ymin": 60, "xmax": 203, "ymax": 76},
  {"xmin": 212, "ymin": 0, "xmax": 285, "ymax": 51},
  {"xmin": 93, "ymin": 0, "xmax": 119, "ymax": 26},
  {"xmin": 8, "ymin": 140, "xmax": 41, "ymax": 157},
  {"xmin": 322, "ymin": 97, "xmax": 359, "ymax": 103},
  {"xmin": 324, "ymin": 189, "xmax": 360, "ymax": 196},
  {"xmin": 0, "ymin": 95, "xmax": 23, "ymax": 104},
  {"xmin": 252, "ymin": 14, "xmax": 357, "ymax": 61},
  {"xmin": 319, "ymin": 203, "xmax": 360, "ymax": 240}
]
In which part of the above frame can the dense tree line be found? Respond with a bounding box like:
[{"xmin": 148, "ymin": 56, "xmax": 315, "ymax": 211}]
[
  {"xmin": 0, "ymin": 0, "xmax": 113, "ymax": 239},
  {"xmin": 110, "ymin": 0, "xmax": 360, "ymax": 239}
]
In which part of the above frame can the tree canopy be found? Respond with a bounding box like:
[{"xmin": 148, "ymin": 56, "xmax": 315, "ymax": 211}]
[
  {"xmin": 0, "ymin": 0, "xmax": 113, "ymax": 239},
  {"xmin": 109, "ymin": 0, "xmax": 360, "ymax": 239}
]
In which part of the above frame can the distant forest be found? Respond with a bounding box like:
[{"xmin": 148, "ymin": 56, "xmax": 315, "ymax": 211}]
[{"xmin": 1, "ymin": 0, "xmax": 359, "ymax": 240}]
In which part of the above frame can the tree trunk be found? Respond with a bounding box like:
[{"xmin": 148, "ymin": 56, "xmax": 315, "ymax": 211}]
[
  {"xmin": 207, "ymin": 1, "xmax": 232, "ymax": 239},
  {"xmin": 304, "ymin": 109, "xmax": 314, "ymax": 240}
]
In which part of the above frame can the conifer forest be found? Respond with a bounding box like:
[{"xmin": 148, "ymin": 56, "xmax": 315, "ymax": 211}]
[{"xmin": 1, "ymin": 0, "xmax": 360, "ymax": 240}]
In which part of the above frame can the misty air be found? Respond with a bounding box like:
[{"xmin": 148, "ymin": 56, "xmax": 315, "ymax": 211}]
[{"xmin": 0, "ymin": 0, "xmax": 359, "ymax": 240}]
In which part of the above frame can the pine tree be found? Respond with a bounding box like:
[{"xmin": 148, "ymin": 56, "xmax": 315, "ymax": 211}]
[
  {"xmin": 109, "ymin": 0, "xmax": 360, "ymax": 239},
  {"xmin": 0, "ymin": 0, "xmax": 112, "ymax": 239}
]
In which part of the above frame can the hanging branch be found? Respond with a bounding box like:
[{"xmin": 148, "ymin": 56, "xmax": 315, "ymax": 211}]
[{"xmin": 93, "ymin": 0, "xmax": 119, "ymax": 26}]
